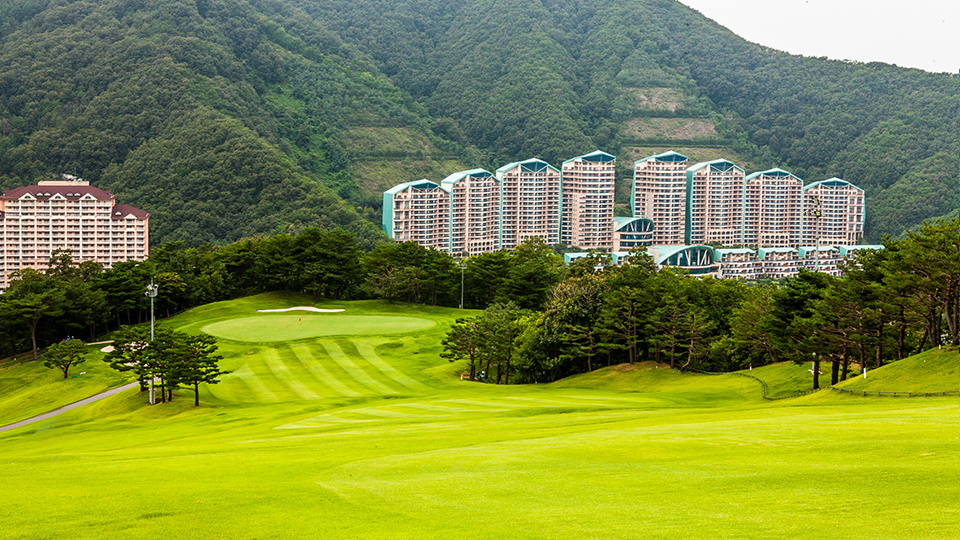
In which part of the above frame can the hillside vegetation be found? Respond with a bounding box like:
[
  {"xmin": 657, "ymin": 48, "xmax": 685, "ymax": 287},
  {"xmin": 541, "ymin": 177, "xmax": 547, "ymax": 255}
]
[
  {"xmin": 1, "ymin": 0, "xmax": 956, "ymax": 244},
  {"xmin": 292, "ymin": 0, "xmax": 960, "ymax": 240},
  {"xmin": 0, "ymin": 0, "xmax": 480, "ymax": 247}
]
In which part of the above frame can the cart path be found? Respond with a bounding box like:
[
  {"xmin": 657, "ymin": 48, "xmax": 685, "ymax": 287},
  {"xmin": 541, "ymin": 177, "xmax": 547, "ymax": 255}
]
[{"xmin": 0, "ymin": 381, "xmax": 141, "ymax": 434}]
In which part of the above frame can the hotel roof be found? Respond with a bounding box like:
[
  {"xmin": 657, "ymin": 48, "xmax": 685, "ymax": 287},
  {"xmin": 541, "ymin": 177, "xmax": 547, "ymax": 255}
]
[
  {"xmin": 634, "ymin": 150, "xmax": 688, "ymax": 165},
  {"xmin": 686, "ymin": 159, "xmax": 744, "ymax": 174},
  {"xmin": 2, "ymin": 185, "xmax": 116, "ymax": 201},
  {"xmin": 802, "ymin": 178, "xmax": 864, "ymax": 192},
  {"xmin": 745, "ymin": 168, "xmax": 802, "ymax": 182},
  {"xmin": 496, "ymin": 159, "xmax": 559, "ymax": 174}
]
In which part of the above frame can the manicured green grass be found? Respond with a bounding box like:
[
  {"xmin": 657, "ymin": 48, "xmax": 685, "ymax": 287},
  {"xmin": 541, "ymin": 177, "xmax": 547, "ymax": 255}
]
[
  {"xmin": 202, "ymin": 314, "xmax": 436, "ymax": 342},
  {"xmin": 0, "ymin": 344, "xmax": 133, "ymax": 426},
  {"xmin": 0, "ymin": 294, "xmax": 956, "ymax": 539},
  {"xmin": 834, "ymin": 346, "xmax": 959, "ymax": 393}
]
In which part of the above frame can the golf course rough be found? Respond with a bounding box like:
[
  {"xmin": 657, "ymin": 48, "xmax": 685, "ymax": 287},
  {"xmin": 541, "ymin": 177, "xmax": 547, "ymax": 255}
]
[{"xmin": 202, "ymin": 314, "xmax": 436, "ymax": 342}]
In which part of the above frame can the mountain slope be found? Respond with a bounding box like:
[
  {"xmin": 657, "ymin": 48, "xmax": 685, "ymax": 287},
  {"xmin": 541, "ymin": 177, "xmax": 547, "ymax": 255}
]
[
  {"xmin": 294, "ymin": 0, "xmax": 959, "ymax": 240},
  {"xmin": 0, "ymin": 0, "xmax": 478, "ymax": 247},
  {"xmin": 1, "ymin": 0, "xmax": 955, "ymax": 244}
]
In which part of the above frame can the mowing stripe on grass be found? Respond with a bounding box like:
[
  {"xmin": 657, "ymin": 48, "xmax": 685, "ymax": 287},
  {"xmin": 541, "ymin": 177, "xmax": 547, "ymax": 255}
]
[
  {"xmin": 290, "ymin": 344, "xmax": 360, "ymax": 397},
  {"xmin": 223, "ymin": 365, "xmax": 279, "ymax": 402},
  {"xmin": 263, "ymin": 349, "xmax": 320, "ymax": 400},
  {"xmin": 399, "ymin": 403, "xmax": 508, "ymax": 413},
  {"xmin": 352, "ymin": 339, "xmax": 430, "ymax": 391},
  {"xmin": 276, "ymin": 414, "xmax": 376, "ymax": 429},
  {"xmin": 345, "ymin": 407, "xmax": 437, "ymax": 418},
  {"xmin": 443, "ymin": 399, "xmax": 540, "ymax": 409},
  {"xmin": 502, "ymin": 396, "xmax": 610, "ymax": 407},
  {"xmin": 320, "ymin": 342, "xmax": 398, "ymax": 395}
]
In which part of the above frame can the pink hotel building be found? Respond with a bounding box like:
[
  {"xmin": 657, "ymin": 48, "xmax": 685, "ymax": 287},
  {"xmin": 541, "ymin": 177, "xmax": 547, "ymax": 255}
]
[
  {"xmin": 383, "ymin": 149, "xmax": 864, "ymax": 261},
  {"xmin": 0, "ymin": 178, "xmax": 150, "ymax": 291}
]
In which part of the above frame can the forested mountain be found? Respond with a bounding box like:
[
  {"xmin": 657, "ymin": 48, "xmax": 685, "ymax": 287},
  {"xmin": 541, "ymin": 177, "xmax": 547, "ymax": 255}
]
[
  {"xmin": 0, "ymin": 0, "xmax": 480, "ymax": 247},
  {"xmin": 294, "ymin": 0, "xmax": 959, "ymax": 241},
  {"xmin": 1, "ymin": 0, "xmax": 956, "ymax": 245}
]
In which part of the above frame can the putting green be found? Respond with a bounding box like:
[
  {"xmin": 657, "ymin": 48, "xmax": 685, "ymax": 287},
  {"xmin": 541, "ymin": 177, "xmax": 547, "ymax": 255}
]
[{"xmin": 202, "ymin": 314, "xmax": 436, "ymax": 342}]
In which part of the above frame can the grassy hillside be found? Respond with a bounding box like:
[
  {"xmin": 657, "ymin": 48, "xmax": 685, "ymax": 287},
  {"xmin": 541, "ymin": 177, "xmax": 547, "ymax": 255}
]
[
  {"xmin": 833, "ymin": 346, "xmax": 959, "ymax": 393},
  {"xmin": 1, "ymin": 296, "xmax": 957, "ymax": 538}
]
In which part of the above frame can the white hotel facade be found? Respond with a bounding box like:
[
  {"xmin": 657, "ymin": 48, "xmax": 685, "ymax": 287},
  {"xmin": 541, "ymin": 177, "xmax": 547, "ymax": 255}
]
[{"xmin": 0, "ymin": 177, "xmax": 150, "ymax": 291}]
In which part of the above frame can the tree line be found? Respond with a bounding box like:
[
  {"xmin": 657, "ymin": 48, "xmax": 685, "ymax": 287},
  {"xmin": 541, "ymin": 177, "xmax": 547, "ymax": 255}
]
[
  {"xmin": 2, "ymin": 219, "xmax": 956, "ymax": 391},
  {"xmin": 0, "ymin": 229, "xmax": 563, "ymax": 360},
  {"xmin": 442, "ymin": 219, "xmax": 959, "ymax": 386}
]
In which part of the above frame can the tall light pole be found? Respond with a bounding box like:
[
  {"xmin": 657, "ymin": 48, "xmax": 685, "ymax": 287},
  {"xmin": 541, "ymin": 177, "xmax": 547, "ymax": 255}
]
[
  {"xmin": 145, "ymin": 281, "xmax": 159, "ymax": 405},
  {"xmin": 804, "ymin": 198, "xmax": 822, "ymax": 272},
  {"xmin": 459, "ymin": 251, "xmax": 468, "ymax": 309},
  {"xmin": 459, "ymin": 260, "xmax": 465, "ymax": 309}
]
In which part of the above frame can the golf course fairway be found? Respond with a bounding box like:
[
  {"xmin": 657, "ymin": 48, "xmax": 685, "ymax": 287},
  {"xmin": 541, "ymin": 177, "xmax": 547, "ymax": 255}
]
[{"xmin": 0, "ymin": 293, "xmax": 956, "ymax": 539}]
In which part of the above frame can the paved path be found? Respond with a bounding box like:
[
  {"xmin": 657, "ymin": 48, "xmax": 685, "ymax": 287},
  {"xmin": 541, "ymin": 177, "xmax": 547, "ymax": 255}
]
[{"xmin": 0, "ymin": 381, "xmax": 141, "ymax": 434}]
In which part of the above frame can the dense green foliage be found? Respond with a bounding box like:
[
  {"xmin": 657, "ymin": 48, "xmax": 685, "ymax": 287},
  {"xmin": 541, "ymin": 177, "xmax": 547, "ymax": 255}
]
[
  {"xmin": 0, "ymin": 0, "xmax": 480, "ymax": 247},
  {"xmin": 1, "ymin": 0, "xmax": 954, "ymax": 245},
  {"xmin": 104, "ymin": 324, "xmax": 226, "ymax": 406},
  {"xmin": 441, "ymin": 219, "xmax": 959, "ymax": 384},
  {"xmin": 2, "ymin": 218, "xmax": 956, "ymax": 389},
  {"xmin": 292, "ymin": 0, "xmax": 959, "ymax": 240}
]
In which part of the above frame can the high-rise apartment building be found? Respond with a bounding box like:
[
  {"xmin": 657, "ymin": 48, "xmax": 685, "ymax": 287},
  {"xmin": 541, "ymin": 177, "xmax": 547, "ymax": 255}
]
[
  {"xmin": 685, "ymin": 159, "xmax": 745, "ymax": 245},
  {"xmin": 560, "ymin": 151, "xmax": 616, "ymax": 250},
  {"xmin": 441, "ymin": 169, "xmax": 501, "ymax": 256},
  {"xmin": 382, "ymin": 180, "xmax": 450, "ymax": 251},
  {"xmin": 632, "ymin": 151, "xmax": 688, "ymax": 245},
  {"xmin": 744, "ymin": 168, "xmax": 803, "ymax": 247},
  {"xmin": 0, "ymin": 177, "xmax": 150, "ymax": 291},
  {"xmin": 496, "ymin": 159, "xmax": 561, "ymax": 250},
  {"xmin": 801, "ymin": 178, "xmax": 864, "ymax": 246},
  {"xmin": 383, "ymin": 150, "xmax": 868, "ymax": 261}
]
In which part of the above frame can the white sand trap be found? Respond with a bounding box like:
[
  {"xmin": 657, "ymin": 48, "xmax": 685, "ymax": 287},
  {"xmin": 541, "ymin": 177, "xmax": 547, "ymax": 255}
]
[
  {"xmin": 100, "ymin": 345, "xmax": 115, "ymax": 353},
  {"xmin": 257, "ymin": 306, "xmax": 345, "ymax": 313}
]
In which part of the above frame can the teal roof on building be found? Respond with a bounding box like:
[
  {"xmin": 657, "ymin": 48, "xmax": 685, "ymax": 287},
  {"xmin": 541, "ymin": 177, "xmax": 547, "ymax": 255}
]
[
  {"xmin": 384, "ymin": 179, "xmax": 440, "ymax": 195},
  {"xmin": 496, "ymin": 159, "xmax": 558, "ymax": 174},
  {"xmin": 802, "ymin": 178, "xmax": 864, "ymax": 192},
  {"xmin": 650, "ymin": 245, "xmax": 716, "ymax": 266},
  {"xmin": 634, "ymin": 150, "xmax": 687, "ymax": 166},
  {"xmin": 440, "ymin": 169, "xmax": 496, "ymax": 191},
  {"xmin": 798, "ymin": 246, "xmax": 839, "ymax": 257},
  {"xmin": 716, "ymin": 248, "xmax": 756, "ymax": 257},
  {"xmin": 613, "ymin": 216, "xmax": 655, "ymax": 231},
  {"xmin": 838, "ymin": 245, "xmax": 884, "ymax": 256},
  {"xmin": 686, "ymin": 159, "xmax": 744, "ymax": 174},
  {"xmin": 757, "ymin": 247, "xmax": 798, "ymax": 259},
  {"xmin": 745, "ymin": 168, "xmax": 802, "ymax": 182},
  {"xmin": 563, "ymin": 150, "xmax": 615, "ymax": 165}
]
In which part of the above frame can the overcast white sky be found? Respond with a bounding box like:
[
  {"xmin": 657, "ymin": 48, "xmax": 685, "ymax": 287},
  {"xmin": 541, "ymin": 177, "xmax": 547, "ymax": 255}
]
[{"xmin": 677, "ymin": 0, "xmax": 960, "ymax": 74}]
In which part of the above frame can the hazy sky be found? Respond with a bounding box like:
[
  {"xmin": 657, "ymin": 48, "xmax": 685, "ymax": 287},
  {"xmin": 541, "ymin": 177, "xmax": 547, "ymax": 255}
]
[{"xmin": 677, "ymin": 0, "xmax": 960, "ymax": 74}]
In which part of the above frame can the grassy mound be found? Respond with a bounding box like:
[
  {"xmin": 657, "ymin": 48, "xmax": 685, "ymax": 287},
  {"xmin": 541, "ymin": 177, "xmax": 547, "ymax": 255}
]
[
  {"xmin": 202, "ymin": 314, "xmax": 435, "ymax": 342},
  {"xmin": 833, "ymin": 346, "xmax": 958, "ymax": 393}
]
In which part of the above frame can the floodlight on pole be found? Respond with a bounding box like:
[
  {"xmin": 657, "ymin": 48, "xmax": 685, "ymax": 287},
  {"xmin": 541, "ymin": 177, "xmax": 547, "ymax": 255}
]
[{"xmin": 145, "ymin": 281, "xmax": 159, "ymax": 405}]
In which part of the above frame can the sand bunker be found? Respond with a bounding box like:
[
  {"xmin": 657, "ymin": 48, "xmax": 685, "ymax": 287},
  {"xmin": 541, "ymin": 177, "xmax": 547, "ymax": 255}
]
[
  {"xmin": 257, "ymin": 307, "xmax": 345, "ymax": 313},
  {"xmin": 100, "ymin": 345, "xmax": 115, "ymax": 353}
]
